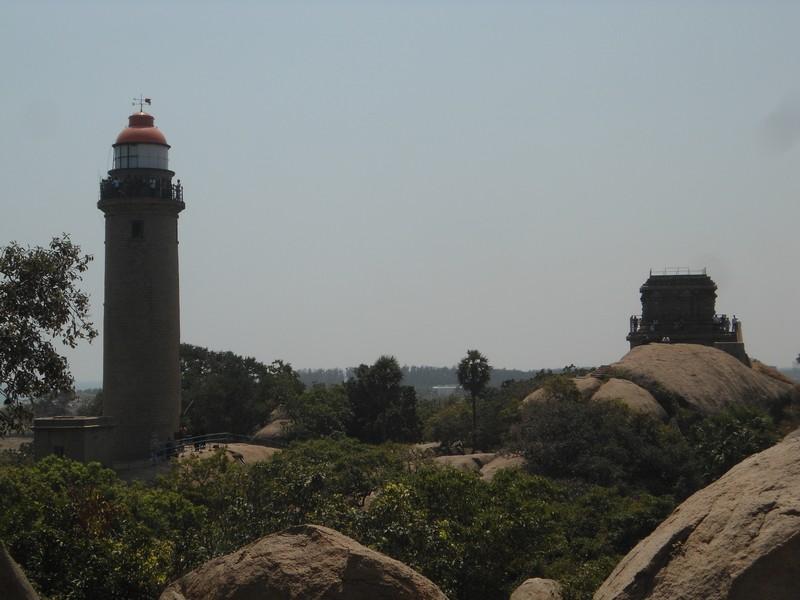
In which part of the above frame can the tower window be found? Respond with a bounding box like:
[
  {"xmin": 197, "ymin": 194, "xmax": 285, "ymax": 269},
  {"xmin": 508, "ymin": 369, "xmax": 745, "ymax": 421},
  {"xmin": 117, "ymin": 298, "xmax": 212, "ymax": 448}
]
[{"xmin": 131, "ymin": 220, "xmax": 144, "ymax": 239}]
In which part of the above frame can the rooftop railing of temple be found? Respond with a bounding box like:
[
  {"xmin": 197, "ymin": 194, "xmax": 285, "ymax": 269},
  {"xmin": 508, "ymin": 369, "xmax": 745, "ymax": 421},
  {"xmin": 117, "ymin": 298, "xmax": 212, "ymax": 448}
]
[
  {"xmin": 628, "ymin": 314, "xmax": 740, "ymax": 334},
  {"xmin": 99, "ymin": 177, "xmax": 183, "ymax": 202},
  {"xmin": 648, "ymin": 267, "xmax": 707, "ymax": 276}
]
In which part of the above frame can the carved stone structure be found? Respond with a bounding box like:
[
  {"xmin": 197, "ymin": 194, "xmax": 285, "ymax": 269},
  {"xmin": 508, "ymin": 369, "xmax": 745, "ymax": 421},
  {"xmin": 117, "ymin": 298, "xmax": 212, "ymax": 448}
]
[{"xmin": 627, "ymin": 269, "xmax": 749, "ymax": 365}]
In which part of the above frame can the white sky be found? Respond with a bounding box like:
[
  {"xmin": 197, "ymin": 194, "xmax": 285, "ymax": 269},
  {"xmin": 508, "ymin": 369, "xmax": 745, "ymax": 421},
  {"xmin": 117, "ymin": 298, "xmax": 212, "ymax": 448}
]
[{"xmin": 2, "ymin": 1, "xmax": 799, "ymax": 384}]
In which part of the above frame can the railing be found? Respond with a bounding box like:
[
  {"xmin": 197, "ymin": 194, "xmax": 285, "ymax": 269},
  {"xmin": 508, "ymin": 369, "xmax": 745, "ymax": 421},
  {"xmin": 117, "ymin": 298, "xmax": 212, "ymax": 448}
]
[
  {"xmin": 100, "ymin": 177, "xmax": 183, "ymax": 202},
  {"xmin": 649, "ymin": 267, "xmax": 707, "ymax": 276},
  {"xmin": 151, "ymin": 431, "xmax": 260, "ymax": 463},
  {"xmin": 628, "ymin": 314, "xmax": 740, "ymax": 334}
]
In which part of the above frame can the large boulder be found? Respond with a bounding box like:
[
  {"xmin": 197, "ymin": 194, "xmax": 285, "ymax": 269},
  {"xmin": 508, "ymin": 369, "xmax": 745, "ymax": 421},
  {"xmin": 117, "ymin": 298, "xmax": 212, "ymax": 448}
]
[
  {"xmin": 751, "ymin": 359, "xmax": 797, "ymax": 386},
  {"xmin": 591, "ymin": 378, "xmax": 667, "ymax": 420},
  {"xmin": 179, "ymin": 442, "xmax": 281, "ymax": 464},
  {"xmin": 160, "ymin": 524, "xmax": 448, "ymax": 600},
  {"xmin": 609, "ymin": 344, "xmax": 792, "ymax": 414},
  {"xmin": 522, "ymin": 376, "xmax": 665, "ymax": 420},
  {"xmin": 413, "ymin": 442, "xmax": 443, "ymax": 457},
  {"xmin": 433, "ymin": 453, "xmax": 496, "ymax": 473},
  {"xmin": 594, "ymin": 430, "xmax": 800, "ymax": 600},
  {"xmin": 522, "ymin": 377, "xmax": 600, "ymax": 405},
  {"xmin": 252, "ymin": 418, "xmax": 292, "ymax": 444},
  {"xmin": 480, "ymin": 454, "xmax": 526, "ymax": 481},
  {"xmin": 510, "ymin": 577, "xmax": 563, "ymax": 599},
  {"xmin": 0, "ymin": 544, "xmax": 39, "ymax": 600}
]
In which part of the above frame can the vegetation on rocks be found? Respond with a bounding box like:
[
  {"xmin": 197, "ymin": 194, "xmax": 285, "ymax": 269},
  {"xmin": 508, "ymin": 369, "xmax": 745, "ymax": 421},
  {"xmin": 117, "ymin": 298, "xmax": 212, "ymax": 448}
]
[
  {"xmin": 3, "ymin": 338, "xmax": 797, "ymax": 599},
  {"xmin": 0, "ymin": 438, "xmax": 675, "ymax": 600}
]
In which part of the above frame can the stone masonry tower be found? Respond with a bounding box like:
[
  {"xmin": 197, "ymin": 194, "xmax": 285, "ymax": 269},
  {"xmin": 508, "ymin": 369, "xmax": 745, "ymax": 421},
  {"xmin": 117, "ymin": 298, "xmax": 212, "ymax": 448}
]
[{"xmin": 98, "ymin": 107, "xmax": 185, "ymax": 462}]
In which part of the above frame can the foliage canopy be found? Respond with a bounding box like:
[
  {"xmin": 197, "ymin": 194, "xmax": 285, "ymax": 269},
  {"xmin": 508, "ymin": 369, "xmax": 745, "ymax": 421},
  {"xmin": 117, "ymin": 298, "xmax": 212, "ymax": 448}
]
[
  {"xmin": 0, "ymin": 235, "xmax": 96, "ymax": 434},
  {"xmin": 345, "ymin": 355, "xmax": 421, "ymax": 443},
  {"xmin": 180, "ymin": 344, "xmax": 304, "ymax": 435}
]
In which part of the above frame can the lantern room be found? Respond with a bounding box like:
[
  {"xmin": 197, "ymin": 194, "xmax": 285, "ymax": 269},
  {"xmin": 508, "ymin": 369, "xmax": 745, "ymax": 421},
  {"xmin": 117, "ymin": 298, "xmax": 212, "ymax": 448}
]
[{"xmin": 112, "ymin": 112, "xmax": 170, "ymax": 171}]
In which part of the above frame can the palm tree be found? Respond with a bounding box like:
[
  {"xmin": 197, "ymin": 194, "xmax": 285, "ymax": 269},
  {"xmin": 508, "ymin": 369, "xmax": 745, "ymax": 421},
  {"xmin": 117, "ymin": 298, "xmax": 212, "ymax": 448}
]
[{"xmin": 457, "ymin": 350, "xmax": 492, "ymax": 452}]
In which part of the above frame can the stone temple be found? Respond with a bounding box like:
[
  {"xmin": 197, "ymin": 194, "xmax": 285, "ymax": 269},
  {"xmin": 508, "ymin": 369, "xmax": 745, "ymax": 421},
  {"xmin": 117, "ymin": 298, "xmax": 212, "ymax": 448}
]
[
  {"xmin": 626, "ymin": 268, "xmax": 749, "ymax": 365},
  {"xmin": 34, "ymin": 107, "xmax": 185, "ymax": 466}
]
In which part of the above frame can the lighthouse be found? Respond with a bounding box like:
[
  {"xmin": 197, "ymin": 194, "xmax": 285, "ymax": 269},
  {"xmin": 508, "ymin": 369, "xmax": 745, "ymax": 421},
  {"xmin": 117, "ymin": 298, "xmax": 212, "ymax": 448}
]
[{"xmin": 98, "ymin": 103, "xmax": 185, "ymax": 462}]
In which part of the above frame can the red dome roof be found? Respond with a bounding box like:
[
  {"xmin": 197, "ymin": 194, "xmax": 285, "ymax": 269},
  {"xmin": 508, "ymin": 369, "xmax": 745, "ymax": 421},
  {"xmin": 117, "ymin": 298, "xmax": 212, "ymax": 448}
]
[{"xmin": 115, "ymin": 112, "xmax": 169, "ymax": 146}]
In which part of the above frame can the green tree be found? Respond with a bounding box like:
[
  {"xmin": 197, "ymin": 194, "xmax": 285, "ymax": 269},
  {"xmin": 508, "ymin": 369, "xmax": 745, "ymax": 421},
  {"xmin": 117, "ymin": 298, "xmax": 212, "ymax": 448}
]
[
  {"xmin": 285, "ymin": 384, "xmax": 352, "ymax": 439},
  {"xmin": 683, "ymin": 405, "xmax": 779, "ymax": 482},
  {"xmin": 515, "ymin": 393, "xmax": 699, "ymax": 497},
  {"xmin": 345, "ymin": 355, "xmax": 421, "ymax": 443},
  {"xmin": 423, "ymin": 400, "xmax": 472, "ymax": 449},
  {"xmin": 180, "ymin": 344, "xmax": 304, "ymax": 435},
  {"xmin": 0, "ymin": 456, "xmax": 203, "ymax": 599},
  {"xmin": 0, "ymin": 235, "xmax": 96, "ymax": 434},
  {"xmin": 457, "ymin": 350, "xmax": 492, "ymax": 451}
]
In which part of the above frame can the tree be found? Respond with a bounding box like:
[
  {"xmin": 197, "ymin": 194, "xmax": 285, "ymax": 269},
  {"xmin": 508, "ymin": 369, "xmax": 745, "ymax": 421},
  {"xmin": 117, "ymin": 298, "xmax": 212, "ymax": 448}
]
[
  {"xmin": 514, "ymin": 393, "xmax": 700, "ymax": 497},
  {"xmin": 285, "ymin": 384, "xmax": 352, "ymax": 440},
  {"xmin": 179, "ymin": 344, "xmax": 304, "ymax": 435},
  {"xmin": 0, "ymin": 235, "xmax": 96, "ymax": 434},
  {"xmin": 423, "ymin": 400, "xmax": 472, "ymax": 449},
  {"xmin": 457, "ymin": 350, "xmax": 492, "ymax": 451},
  {"xmin": 345, "ymin": 355, "xmax": 421, "ymax": 443}
]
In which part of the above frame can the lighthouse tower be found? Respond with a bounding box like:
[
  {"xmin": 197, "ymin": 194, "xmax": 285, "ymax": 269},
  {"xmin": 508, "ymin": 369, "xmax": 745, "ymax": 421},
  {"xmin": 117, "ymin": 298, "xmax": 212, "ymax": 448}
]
[{"xmin": 98, "ymin": 105, "xmax": 185, "ymax": 462}]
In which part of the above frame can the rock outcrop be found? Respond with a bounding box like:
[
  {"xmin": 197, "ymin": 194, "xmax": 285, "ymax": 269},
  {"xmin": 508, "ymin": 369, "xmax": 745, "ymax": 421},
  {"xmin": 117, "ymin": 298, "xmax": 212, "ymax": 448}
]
[
  {"xmin": 430, "ymin": 453, "xmax": 526, "ymax": 481},
  {"xmin": 160, "ymin": 524, "xmax": 448, "ymax": 600},
  {"xmin": 609, "ymin": 343, "xmax": 792, "ymax": 414},
  {"xmin": 594, "ymin": 430, "xmax": 800, "ymax": 600},
  {"xmin": 523, "ymin": 376, "xmax": 666, "ymax": 420},
  {"xmin": 179, "ymin": 442, "xmax": 280, "ymax": 464},
  {"xmin": 523, "ymin": 344, "xmax": 793, "ymax": 419},
  {"xmin": 510, "ymin": 577, "xmax": 563, "ymax": 599},
  {"xmin": 253, "ymin": 418, "xmax": 291, "ymax": 442},
  {"xmin": 750, "ymin": 359, "xmax": 797, "ymax": 386},
  {"xmin": 479, "ymin": 454, "xmax": 526, "ymax": 481},
  {"xmin": 253, "ymin": 406, "xmax": 293, "ymax": 445},
  {"xmin": 433, "ymin": 453, "xmax": 496, "ymax": 473},
  {"xmin": 573, "ymin": 377, "xmax": 603, "ymax": 399},
  {"xmin": 0, "ymin": 544, "xmax": 39, "ymax": 600},
  {"xmin": 591, "ymin": 378, "xmax": 666, "ymax": 420}
]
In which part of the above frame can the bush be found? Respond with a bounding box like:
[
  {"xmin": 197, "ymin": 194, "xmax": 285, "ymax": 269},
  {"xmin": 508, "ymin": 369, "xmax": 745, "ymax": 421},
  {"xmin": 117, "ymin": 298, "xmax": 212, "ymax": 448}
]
[
  {"xmin": 681, "ymin": 404, "xmax": 780, "ymax": 482},
  {"xmin": 515, "ymin": 392, "xmax": 699, "ymax": 497},
  {"xmin": 423, "ymin": 400, "xmax": 472, "ymax": 447},
  {"xmin": 0, "ymin": 457, "xmax": 203, "ymax": 599},
  {"xmin": 361, "ymin": 465, "xmax": 671, "ymax": 600},
  {"xmin": 285, "ymin": 384, "xmax": 352, "ymax": 440},
  {"xmin": 0, "ymin": 438, "xmax": 676, "ymax": 600}
]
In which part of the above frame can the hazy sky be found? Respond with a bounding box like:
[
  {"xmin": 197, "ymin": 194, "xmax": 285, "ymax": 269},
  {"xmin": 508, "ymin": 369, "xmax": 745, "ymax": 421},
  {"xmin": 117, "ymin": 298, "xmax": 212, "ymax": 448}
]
[{"xmin": 2, "ymin": 1, "xmax": 799, "ymax": 384}]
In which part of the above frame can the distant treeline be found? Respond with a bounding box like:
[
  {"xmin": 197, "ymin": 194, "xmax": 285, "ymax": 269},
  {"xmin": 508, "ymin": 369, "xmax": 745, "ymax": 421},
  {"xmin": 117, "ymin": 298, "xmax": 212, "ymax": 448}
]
[{"xmin": 297, "ymin": 365, "xmax": 586, "ymax": 392}]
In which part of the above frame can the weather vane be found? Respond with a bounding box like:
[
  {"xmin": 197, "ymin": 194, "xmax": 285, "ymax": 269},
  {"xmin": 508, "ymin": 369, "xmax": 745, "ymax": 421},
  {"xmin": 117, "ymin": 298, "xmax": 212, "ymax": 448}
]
[{"xmin": 132, "ymin": 95, "xmax": 152, "ymax": 112}]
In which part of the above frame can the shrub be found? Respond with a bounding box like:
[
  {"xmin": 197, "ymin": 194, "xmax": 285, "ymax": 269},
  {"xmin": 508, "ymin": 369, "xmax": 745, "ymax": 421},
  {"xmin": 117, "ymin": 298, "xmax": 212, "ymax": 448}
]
[
  {"xmin": 515, "ymin": 394, "xmax": 699, "ymax": 497},
  {"xmin": 0, "ymin": 457, "xmax": 202, "ymax": 599}
]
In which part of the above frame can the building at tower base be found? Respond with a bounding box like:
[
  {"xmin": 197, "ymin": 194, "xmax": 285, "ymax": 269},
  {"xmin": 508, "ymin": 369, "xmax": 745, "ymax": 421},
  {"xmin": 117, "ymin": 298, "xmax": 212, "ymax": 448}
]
[{"xmin": 32, "ymin": 416, "xmax": 115, "ymax": 466}]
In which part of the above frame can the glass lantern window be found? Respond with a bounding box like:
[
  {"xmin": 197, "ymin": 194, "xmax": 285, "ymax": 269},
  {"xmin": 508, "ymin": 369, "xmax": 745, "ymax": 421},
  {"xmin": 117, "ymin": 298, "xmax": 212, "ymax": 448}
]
[{"xmin": 113, "ymin": 144, "xmax": 168, "ymax": 170}]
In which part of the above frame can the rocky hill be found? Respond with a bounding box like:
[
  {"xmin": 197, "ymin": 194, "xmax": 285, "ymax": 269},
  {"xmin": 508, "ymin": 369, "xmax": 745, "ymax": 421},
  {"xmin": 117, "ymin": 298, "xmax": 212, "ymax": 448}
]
[{"xmin": 525, "ymin": 344, "xmax": 794, "ymax": 418}]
